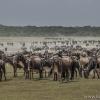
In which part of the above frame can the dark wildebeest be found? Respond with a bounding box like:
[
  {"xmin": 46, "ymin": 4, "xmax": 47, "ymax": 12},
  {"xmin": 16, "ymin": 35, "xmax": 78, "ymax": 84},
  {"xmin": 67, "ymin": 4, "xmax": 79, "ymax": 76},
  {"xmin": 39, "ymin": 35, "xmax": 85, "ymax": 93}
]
[
  {"xmin": 28, "ymin": 55, "xmax": 43, "ymax": 79},
  {"xmin": 86, "ymin": 55, "xmax": 100, "ymax": 79},
  {"xmin": 4, "ymin": 55, "xmax": 16, "ymax": 77},
  {"xmin": 12, "ymin": 54, "xmax": 27, "ymax": 77},
  {"xmin": 0, "ymin": 59, "xmax": 6, "ymax": 81},
  {"xmin": 42, "ymin": 57, "xmax": 53, "ymax": 78}
]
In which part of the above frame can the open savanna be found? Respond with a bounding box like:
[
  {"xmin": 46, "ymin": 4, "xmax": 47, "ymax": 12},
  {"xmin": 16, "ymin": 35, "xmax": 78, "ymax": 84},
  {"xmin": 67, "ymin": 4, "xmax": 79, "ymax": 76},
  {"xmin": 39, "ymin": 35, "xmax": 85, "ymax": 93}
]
[{"xmin": 0, "ymin": 64, "xmax": 100, "ymax": 100}]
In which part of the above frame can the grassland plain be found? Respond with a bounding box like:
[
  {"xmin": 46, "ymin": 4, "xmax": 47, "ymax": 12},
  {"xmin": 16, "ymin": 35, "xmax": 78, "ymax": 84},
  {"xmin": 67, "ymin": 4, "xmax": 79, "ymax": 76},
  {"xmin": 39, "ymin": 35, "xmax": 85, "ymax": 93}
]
[{"xmin": 0, "ymin": 65, "xmax": 100, "ymax": 100}]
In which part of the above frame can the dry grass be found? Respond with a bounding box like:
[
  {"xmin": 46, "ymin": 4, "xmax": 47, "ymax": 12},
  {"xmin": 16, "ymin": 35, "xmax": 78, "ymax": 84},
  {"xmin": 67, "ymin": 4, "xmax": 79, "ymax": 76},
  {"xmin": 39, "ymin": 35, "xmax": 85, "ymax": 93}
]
[{"xmin": 0, "ymin": 65, "xmax": 100, "ymax": 100}]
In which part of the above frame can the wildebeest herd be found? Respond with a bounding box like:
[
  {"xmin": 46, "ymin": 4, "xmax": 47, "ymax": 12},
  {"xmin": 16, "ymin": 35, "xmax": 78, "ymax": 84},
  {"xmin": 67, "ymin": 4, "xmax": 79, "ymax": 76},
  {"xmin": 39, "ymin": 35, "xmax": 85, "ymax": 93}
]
[{"xmin": 0, "ymin": 40, "xmax": 100, "ymax": 82}]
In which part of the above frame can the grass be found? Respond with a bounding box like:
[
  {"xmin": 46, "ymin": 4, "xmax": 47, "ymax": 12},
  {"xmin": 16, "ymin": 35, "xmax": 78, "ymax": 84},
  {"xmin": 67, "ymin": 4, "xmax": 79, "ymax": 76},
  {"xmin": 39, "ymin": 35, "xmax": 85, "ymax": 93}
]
[{"xmin": 0, "ymin": 65, "xmax": 100, "ymax": 100}]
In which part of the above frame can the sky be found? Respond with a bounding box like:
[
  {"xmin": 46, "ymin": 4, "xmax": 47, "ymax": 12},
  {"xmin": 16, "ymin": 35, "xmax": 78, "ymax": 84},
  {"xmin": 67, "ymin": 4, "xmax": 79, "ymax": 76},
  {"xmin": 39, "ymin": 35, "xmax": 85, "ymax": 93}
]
[{"xmin": 0, "ymin": 0, "xmax": 100, "ymax": 26}]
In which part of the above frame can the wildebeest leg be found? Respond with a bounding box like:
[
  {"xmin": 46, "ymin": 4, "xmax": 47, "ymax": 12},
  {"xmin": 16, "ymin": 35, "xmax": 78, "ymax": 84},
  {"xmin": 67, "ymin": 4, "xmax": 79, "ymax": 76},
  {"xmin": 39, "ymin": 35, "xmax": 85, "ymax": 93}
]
[
  {"xmin": 53, "ymin": 72, "xmax": 57, "ymax": 81},
  {"xmin": 13, "ymin": 66, "xmax": 15, "ymax": 77},
  {"xmin": 53, "ymin": 72, "xmax": 56, "ymax": 81},
  {"xmin": 43, "ymin": 68, "xmax": 46, "ymax": 78},
  {"xmin": 29, "ymin": 69, "xmax": 32, "ymax": 79},
  {"xmin": 31, "ymin": 69, "xmax": 34, "ymax": 79},
  {"xmin": 79, "ymin": 66, "xmax": 83, "ymax": 78},
  {"xmin": 70, "ymin": 70, "xmax": 74, "ymax": 80},
  {"xmin": 24, "ymin": 68, "xmax": 27, "ymax": 79},
  {"xmin": 23, "ymin": 67, "xmax": 26, "ymax": 76},
  {"xmin": 66, "ymin": 69, "xmax": 69, "ymax": 82},
  {"xmin": 70, "ymin": 65, "xmax": 75, "ymax": 80},
  {"xmin": 61, "ymin": 72, "xmax": 65, "ymax": 82},
  {"xmin": 58, "ymin": 73, "xmax": 61, "ymax": 82},
  {"xmin": 27, "ymin": 70, "xmax": 29, "ymax": 79},
  {"xmin": 70, "ymin": 61, "xmax": 76, "ymax": 80},
  {"xmin": 25, "ymin": 70, "xmax": 29, "ymax": 79},
  {"xmin": 95, "ymin": 69, "xmax": 100, "ymax": 79},
  {"xmin": 92, "ymin": 63, "xmax": 98, "ymax": 79},
  {"xmin": 24, "ymin": 68, "xmax": 28, "ymax": 79},
  {"xmin": 0, "ymin": 70, "xmax": 2, "ymax": 81},
  {"xmin": 15, "ymin": 67, "xmax": 17, "ymax": 77},
  {"xmin": 2, "ymin": 65, "xmax": 6, "ymax": 81},
  {"xmin": 39, "ymin": 70, "xmax": 43, "ymax": 79},
  {"xmin": 76, "ymin": 62, "xmax": 80, "ymax": 78},
  {"xmin": 48, "ymin": 68, "xmax": 53, "ymax": 77},
  {"xmin": 83, "ymin": 71, "xmax": 88, "ymax": 79},
  {"xmin": 55, "ymin": 73, "xmax": 57, "ymax": 81},
  {"xmin": 96, "ymin": 64, "xmax": 100, "ymax": 79},
  {"xmin": 75, "ymin": 69, "xmax": 77, "ymax": 78},
  {"xmin": 44, "ymin": 70, "xmax": 46, "ymax": 78},
  {"xmin": 24, "ymin": 68, "xmax": 26, "ymax": 79},
  {"xmin": 92, "ymin": 69, "xmax": 95, "ymax": 79},
  {"xmin": 13, "ymin": 65, "xmax": 17, "ymax": 77}
]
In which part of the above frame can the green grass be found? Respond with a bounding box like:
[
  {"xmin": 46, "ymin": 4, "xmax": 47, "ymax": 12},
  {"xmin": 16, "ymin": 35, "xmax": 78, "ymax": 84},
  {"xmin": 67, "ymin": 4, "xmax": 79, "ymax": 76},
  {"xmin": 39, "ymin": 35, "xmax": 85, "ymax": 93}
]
[{"xmin": 0, "ymin": 65, "xmax": 100, "ymax": 100}]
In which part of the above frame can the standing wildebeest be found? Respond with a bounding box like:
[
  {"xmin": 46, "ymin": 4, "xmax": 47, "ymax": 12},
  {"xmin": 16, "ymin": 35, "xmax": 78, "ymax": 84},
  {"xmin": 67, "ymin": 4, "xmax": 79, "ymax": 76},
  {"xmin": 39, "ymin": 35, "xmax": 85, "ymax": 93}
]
[
  {"xmin": 86, "ymin": 55, "xmax": 100, "ymax": 79},
  {"xmin": 4, "ymin": 55, "xmax": 16, "ymax": 77},
  {"xmin": 0, "ymin": 59, "xmax": 6, "ymax": 81},
  {"xmin": 79, "ymin": 53, "xmax": 90, "ymax": 78},
  {"xmin": 42, "ymin": 57, "xmax": 53, "ymax": 78},
  {"xmin": 12, "ymin": 54, "xmax": 27, "ymax": 77},
  {"xmin": 51, "ymin": 55, "xmax": 79, "ymax": 82},
  {"xmin": 28, "ymin": 55, "xmax": 43, "ymax": 79}
]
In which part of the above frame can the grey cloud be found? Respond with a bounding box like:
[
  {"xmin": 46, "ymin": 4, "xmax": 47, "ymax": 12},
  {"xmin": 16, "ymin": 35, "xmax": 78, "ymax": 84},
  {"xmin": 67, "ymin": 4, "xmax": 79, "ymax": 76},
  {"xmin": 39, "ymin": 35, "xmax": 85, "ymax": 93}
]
[{"xmin": 0, "ymin": 0, "xmax": 100, "ymax": 26}]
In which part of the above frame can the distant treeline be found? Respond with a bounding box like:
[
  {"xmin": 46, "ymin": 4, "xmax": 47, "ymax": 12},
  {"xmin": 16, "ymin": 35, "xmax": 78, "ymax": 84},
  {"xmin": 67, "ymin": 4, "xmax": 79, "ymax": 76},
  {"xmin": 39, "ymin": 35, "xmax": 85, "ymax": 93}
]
[{"xmin": 0, "ymin": 25, "xmax": 100, "ymax": 36}]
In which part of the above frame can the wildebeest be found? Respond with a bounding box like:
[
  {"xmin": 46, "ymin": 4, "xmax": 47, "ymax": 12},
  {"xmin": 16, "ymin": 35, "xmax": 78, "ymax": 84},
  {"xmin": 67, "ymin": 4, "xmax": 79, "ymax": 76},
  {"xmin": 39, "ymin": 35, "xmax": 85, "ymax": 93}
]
[
  {"xmin": 86, "ymin": 55, "xmax": 100, "ymax": 79},
  {"xmin": 27, "ymin": 54, "xmax": 43, "ymax": 79},
  {"xmin": 79, "ymin": 53, "xmax": 90, "ymax": 78},
  {"xmin": 0, "ymin": 59, "xmax": 6, "ymax": 81},
  {"xmin": 42, "ymin": 58, "xmax": 53, "ymax": 78},
  {"xmin": 50, "ymin": 55, "xmax": 80, "ymax": 82},
  {"xmin": 12, "ymin": 53, "xmax": 27, "ymax": 77}
]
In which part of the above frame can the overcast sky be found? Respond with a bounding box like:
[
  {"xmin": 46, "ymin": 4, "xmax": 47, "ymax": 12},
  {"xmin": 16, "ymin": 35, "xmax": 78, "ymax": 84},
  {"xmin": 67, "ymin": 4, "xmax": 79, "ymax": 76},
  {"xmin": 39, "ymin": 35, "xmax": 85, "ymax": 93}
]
[{"xmin": 0, "ymin": 0, "xmax": 100, "ymax": 26}]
